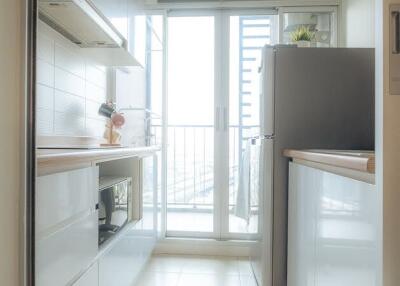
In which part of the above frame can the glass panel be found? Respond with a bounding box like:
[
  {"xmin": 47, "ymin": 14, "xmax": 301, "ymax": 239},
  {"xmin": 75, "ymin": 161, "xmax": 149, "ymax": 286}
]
[
  {"xmin": 228, "ymin": 15, "xmax": 277, "ymax": 234},
  {"xmin": 133, "ymin": 15, "xmax": 147, "ymax": 65},
  {"xmin": 282, "ymin": 12, "xmax": 334, "ymax": 47},
  {"xmin": 166, "ymin": 16, "xmax": 215, "ymax": 233},
  {"xmin": 148, "ymin": 15, "xmax": 164, "ymax": 146},
  {"xmin": 142, "ymin": 156, "xmax": 156, "ymax": 231}
]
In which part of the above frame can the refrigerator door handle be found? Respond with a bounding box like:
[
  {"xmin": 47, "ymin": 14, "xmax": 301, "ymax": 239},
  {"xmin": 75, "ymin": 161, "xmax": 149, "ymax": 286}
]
[
  {"xmin": 392, "ymin": 10, "xmax": 400, "ymax": 54},
  {"xmin": 261, "ymin": 135, "xmax": 275, "ymax": 140},
  {"xmin": 223, "ymin": 107, "xmax": 228, "ymax": 132},
  {"xmin": 215, "ymin": 107, "xmax": 220, "ymax": 131}
]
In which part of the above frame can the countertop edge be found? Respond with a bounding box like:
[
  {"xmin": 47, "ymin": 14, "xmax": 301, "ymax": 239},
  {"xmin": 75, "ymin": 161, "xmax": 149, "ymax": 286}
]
[
  {"xmin": 37, "ymin": 146, "xmax": 161, "ymax": 175},
  {"xmin": 283, "ymin": 149, "xmax": 375, "ymax": 174}
]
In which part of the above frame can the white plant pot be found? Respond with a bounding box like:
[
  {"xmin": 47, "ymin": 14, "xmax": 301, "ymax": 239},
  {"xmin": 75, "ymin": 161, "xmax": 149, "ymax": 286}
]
[{"xmin": 295, "ymin": 40, "xmax": 311, "ymax": 48}]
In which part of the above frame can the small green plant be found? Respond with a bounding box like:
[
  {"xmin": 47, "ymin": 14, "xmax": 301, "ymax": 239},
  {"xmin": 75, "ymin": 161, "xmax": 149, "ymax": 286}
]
[{"xmin": 290, "ymin": 26, "xmax": 315, "ymax": 42}]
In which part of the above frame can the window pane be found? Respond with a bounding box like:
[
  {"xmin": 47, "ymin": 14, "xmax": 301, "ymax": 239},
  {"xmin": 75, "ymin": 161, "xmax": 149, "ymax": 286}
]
[
  {"xmin": 167, "ymin": 16, "xmax": 215, "ymax": 233},
  {"xmin": 229, "ymin": 15, "xmax": 277, "ymax": 234}
]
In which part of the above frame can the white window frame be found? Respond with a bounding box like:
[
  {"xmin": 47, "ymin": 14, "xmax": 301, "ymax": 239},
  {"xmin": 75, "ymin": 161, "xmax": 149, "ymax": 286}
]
[
  {"xmin": 158, "ymin": 5, "xmax": 340, "ymax": 242},
  {"xmin": 164, "ymin": 9, "xmax": 277, "ymax": 241}
]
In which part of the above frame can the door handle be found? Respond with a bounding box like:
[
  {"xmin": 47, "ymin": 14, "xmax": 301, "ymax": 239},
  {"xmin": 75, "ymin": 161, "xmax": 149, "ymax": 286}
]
[
  {"xmin": 223, "ymin": 107, "xmax": 227, "ymax": 132},
  {"xmin": 216, "ymin": 107, "xmax": 220, "ymax": 131},
  {"xmin": 392, "ymin": 10, "xmax": 400, "ymax": 54}
]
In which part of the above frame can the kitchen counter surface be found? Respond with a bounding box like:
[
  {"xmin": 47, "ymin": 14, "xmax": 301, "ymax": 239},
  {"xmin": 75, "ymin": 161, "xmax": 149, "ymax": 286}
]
[
  {"xmin": 283, "ymin": 149, "xmax": 375, "ymax": 174},
  {"xmin": 37, "ymin": 145, "xmax": 161, "ymax": 176}
]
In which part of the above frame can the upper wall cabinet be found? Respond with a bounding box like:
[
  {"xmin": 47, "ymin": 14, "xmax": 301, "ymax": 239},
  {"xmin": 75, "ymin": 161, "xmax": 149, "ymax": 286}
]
[
  {"xmin": 91, "ymin": 0, "xmax": 147, "ymax": 67},
  {"xmin": 91, "ymin": 0, "xmax": 129, "ymax": 40},
  {"xmin": 38, "ymin": 0, "xmax": 141, "ymax": 66}
]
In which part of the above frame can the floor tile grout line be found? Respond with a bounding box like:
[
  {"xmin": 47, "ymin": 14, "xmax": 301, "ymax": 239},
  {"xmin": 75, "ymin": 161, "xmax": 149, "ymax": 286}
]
[{"xmin": 138, "ymin": 254, "xmax": 256, "ymax": 286}]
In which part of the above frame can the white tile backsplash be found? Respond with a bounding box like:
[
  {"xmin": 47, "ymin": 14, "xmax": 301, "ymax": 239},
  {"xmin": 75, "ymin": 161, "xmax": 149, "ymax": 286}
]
[
  {"xmin": 86, "ymin": 99, "xmax": 103, "ymax": 119},
  {"xmin": 37, "ymin": 84, "xmax": 54, "ymax": 110},
  {"xmin": 54, "ymin": 67, "xmax": 85, "ymax": 97},
  {"xmin": 86, "ymin": 65, "xmax": 107, "ymax": 88},
  {"xmin": 54, "ymin": 90, "xmax": 85, "ymax": 117},
  {"xmin": 37, "ymin": 33, "xmax": 54, "ymax": 64},
  {"xmin": 54, "ymin": 112, "xmax": 86, "ymax": 136},
  {"xmin": 54, "ymin": 43, "xmax": 85, "ymax": 78},
  {"xmin": 86, "ymin": 81, "xmax": 107, "ymax": 102},
  {"xmin": 37, "ymin": 59, "xmax": 54, "ymax": 87},
  {"xmin": 36, "ymin": 20, "xmax": 108, "ymax": 138},
  {"xmin": 37, "ymin": 108, "xmax": 54, "ymax": 135}
]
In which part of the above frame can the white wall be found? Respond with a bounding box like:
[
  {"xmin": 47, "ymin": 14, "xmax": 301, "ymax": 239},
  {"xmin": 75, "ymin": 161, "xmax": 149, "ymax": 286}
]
[
  {"xmin": 341, "ymin": 0, "xmax": 375, "ymax": 47},
  {"xmin": 0, "ymin": 0, "xmax": 23, "ymax": 285},
  {"xmin": 36, "ymin": 21, "xmax": 108, "ymax": 138}
]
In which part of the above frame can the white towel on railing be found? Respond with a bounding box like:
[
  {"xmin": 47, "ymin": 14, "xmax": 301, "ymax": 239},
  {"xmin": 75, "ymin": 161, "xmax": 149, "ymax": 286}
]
[{"xmin": 235, "ymin": 140, "xmax": 251, "ymax": 222}]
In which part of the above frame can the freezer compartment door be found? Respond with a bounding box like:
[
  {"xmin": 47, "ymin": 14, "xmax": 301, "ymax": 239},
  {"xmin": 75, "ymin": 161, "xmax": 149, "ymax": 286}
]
[{"xmin": 260, "ymin": 46, "xmax": 275, "ymax": 136}]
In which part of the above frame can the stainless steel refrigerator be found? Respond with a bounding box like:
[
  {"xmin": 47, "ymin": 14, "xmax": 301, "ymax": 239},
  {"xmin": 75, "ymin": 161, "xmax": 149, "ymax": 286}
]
[{"xmin": 250, "ymin": 45, "xmax": 375, "ymax": 286}]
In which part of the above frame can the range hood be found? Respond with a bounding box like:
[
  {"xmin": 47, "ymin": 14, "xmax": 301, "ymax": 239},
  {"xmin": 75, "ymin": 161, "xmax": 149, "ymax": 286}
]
[{"xmin": 38, "ymin": 0, "xmax": 140, "ymax": 66}]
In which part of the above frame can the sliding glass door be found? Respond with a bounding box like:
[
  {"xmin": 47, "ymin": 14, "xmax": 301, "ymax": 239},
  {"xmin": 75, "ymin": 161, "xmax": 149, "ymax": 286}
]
[
  {"xmin": 165, "ymin": 11, "xmax": 277, "ymax": 239},
  {"xmin": 227, "ymin": 14, "xmax": 277, "ymax": 238},
  {"xmin": 166, "ymin": 14, "xmax": 216, "ymax": 236}
]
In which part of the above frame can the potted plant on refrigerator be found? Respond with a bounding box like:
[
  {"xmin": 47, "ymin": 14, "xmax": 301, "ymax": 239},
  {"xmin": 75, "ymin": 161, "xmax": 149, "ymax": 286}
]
[{"xmin": 290, "ymin": 26, "xmax": 315, "ymax": 47}]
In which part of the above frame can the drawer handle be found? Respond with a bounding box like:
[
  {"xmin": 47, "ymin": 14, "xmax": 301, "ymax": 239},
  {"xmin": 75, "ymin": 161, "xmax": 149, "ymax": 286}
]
[{"xmin": 392, "ymin": 10, "xmax": 400, "ymax": 54}]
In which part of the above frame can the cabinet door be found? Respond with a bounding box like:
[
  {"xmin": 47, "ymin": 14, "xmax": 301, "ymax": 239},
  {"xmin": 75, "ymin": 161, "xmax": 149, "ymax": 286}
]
[
  {"xmin": 288, "ymin": 162, "xmax": 317, "ymax": 286},
  {"xmin": 91, "ymin": 0, "xmax": 129, "ymax": 40},
  {"xmin": 36, "ymin": 167, "xmax": 99, "ymax": 286},
  {"xmin": 36, "ymin": 167, "xmax": 98, "ymax": 233},
  {"xmin": 99, "ymin": 226, "xmax": 151, "ymax": 286},
  {"xmin": 287, "ymin": 162, "xmax": 378, "ymax": 286},
  {"xmin": 36, "ymin": 212, "xmax": 98, "ymax": 286},
  {"xmin": 314, "ymin": 169, "xmax": 377, "ymax": 286},
  {"xmin": 73, "ymin": 262, "xmax": 99, "ymax": 286}
]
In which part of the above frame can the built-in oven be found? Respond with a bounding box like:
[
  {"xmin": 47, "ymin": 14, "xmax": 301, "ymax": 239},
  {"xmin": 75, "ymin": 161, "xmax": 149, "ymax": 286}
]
[{"xmin": 98, "ymin": 176, "xmax": 132, "ymax": 246}]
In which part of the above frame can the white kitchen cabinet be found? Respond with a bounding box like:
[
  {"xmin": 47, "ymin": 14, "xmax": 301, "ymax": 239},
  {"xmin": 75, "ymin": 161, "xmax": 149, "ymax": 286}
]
[
  {"xmin": 98, "ymin": 155, "xmax": 158, "ymax": 286},
  {"xmin": 36, "ymin": 167, "xmax": 99, "ymax": 286},
  {"xmin": 287, "ymin": 162, "xmax": 317, "ymax": 286},
  {"xmin": 91, "ymin": 0, "xmax": 129, "ymax": 40},
  {"xmin": 287, "ymin": 162, "xmax": 378, "ymax": 286},
  {"xmin": 73, "ymin": 262, "xmax": 99, "ymax": 286},
  {"xmin": 98, "ymin": 224, "xmax": 153, "ymax": 286},
  {"xmin": 90, "ymin": 0, "xmax": 148, "ymax": 66},
  {"xmin": 36, "ymin": 167, "xmax": 98, "ymax": 234},
  {"xmin": 36, "ymin": 211, "xmax": 98, "ymax": 286}
]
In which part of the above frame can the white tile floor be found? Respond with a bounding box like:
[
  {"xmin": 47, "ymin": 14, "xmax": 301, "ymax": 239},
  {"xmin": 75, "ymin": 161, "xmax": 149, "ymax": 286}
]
[{"xmin": 135, "ymin": 254, "xmax": 258, "ymax": 286}]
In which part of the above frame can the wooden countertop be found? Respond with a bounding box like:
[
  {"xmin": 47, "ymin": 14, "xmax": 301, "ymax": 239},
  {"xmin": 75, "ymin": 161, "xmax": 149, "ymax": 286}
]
[
  {"xmin": 283, "ymin": 149, "xmax": 375, "ymax": 174},
  {"xmin": 37, "ymin": 145, "xmax": 161, "ymax": 176}
]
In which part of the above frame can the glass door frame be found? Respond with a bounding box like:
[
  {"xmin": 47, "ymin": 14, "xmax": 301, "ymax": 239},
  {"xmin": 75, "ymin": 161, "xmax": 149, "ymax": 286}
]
[
  {"xmin": 220, "ymin": 9, "xmax": 277, "ymax": 241},
  {"xmin": 165, "ymin": 9, "xmax": 221, "ymax": 239},
  {"xmin": 164, "ymin": 9, "xmax": 277, "ymax": 240}
]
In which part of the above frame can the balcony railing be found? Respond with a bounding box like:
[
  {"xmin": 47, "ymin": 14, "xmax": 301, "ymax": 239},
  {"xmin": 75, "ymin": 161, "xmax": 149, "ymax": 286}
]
[{"xmin": 150, "ymin": 124, "xmax": 259, "ymax": 210}]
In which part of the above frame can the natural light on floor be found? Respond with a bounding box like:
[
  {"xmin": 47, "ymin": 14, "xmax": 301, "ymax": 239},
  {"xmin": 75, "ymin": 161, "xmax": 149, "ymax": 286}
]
[{"xmin": 136, "ymin": 254, "xmax": 257, "ymax": 286}]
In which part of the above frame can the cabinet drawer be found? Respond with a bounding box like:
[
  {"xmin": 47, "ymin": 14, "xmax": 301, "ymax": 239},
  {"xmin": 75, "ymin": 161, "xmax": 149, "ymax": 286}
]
[
  {"xmin": 36, "ymin": 167, "xmax": 98, "ymax": 233},
  {"xmin": 99, "ymin": 226, "xmax": 152, "ymax": 286},
  {"xmin": 73, "ymin": 262, "xmax": 99, "ymax": 286},
  {"xmin": 36, "ymin": 212, "xmax": 98, "ymax": 286}
]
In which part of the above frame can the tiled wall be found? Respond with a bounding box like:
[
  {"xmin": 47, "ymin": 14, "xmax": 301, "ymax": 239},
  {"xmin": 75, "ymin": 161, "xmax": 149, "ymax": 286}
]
[{"xmin": 36, "ymin": 21, "xmax": 108, "ymax": 138}]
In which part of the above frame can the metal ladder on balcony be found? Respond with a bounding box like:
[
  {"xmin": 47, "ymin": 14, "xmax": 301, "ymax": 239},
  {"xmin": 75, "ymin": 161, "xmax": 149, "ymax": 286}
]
[{"xmin": 238, "ymin": 16, "xmax": 272, "ymax": 159}]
